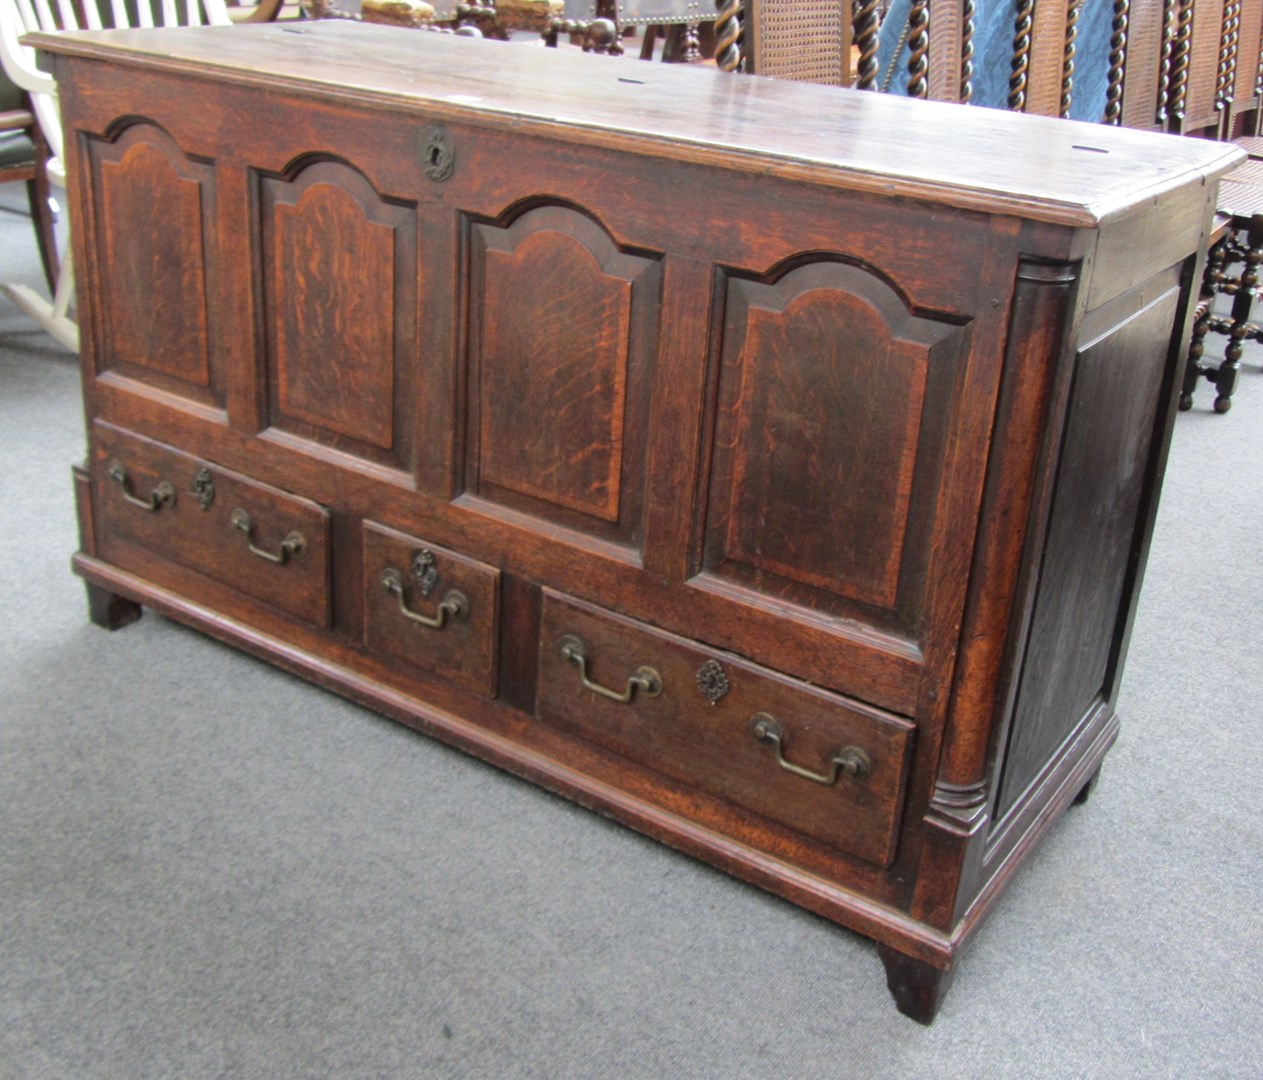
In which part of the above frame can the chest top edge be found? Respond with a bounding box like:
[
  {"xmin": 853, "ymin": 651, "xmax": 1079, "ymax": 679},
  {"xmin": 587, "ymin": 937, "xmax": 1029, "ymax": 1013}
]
[{"xmin": 32, "ymin": 20, "xmax": 1244, "ymax": 230}]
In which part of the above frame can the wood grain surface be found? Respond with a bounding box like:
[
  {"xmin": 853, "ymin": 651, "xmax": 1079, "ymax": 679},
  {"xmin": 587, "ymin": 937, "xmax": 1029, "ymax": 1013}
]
[{"xmin": 32, "ymin": 20, "xmax": 1240, "ymax": 225}]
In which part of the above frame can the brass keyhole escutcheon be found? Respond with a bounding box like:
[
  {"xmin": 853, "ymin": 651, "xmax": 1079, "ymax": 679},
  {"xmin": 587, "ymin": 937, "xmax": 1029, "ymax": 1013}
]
[
  {"xmin": 411, "ymin": 549, "xmax": 440, "ymax": 597},
  {"xmin": 696, "ymin": 659, "xmax": 730, "ymax": 704},
  {"xmin": 192, "ymin": 467, "xmax": 215, "ymax": 511},
  {"xmin": 421, "ymin": 125, "xmax": 455, "ymax": 182}
]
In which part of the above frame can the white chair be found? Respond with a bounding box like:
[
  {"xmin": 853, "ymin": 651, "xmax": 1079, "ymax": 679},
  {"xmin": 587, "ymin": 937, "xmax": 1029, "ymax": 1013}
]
[{"xmin": 0, "ymin": 0, "xmax": 232, "ymax": 353}]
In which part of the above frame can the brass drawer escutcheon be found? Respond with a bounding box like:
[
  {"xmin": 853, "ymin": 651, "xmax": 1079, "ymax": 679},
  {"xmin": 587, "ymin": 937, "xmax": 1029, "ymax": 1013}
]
[
  {"xmin": 191, "ymin": 467, "xmax": 215, "ymax": 510},
  {"xmin": 382, "ymin": 567, "xmax": 468, "ymax": 629},
  {"xmin": 750, "ymin": 712, "xmax": 871, "ymax": 785},
  {"xmin": 107, "ymin": 458, "xmax": 175, "ymax": 512},
  {"xmin": 410, "ymin": 549, "xmax": 439, "ymax": 597},
  {"xmin": 558, "ymin": 634, "xmax": 662, "ymax": 704},
  {"xmin": 696, "ymin": 659, "xmax": 730, "ymax": 704},
  {"xmin": 229, "ymin": 507, "xmax": 306, "ymax": 565}
]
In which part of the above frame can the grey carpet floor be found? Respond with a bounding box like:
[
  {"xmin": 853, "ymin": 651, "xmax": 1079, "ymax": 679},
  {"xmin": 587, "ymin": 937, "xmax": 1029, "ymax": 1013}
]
[{"xmin": 1, "ymin": 184, "xmax": 1260, "ymax": 1080}]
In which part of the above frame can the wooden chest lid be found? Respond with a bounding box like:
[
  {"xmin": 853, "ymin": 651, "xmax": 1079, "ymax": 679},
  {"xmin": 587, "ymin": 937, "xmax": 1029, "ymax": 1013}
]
[{"xmin": 31, "ymin": 19, "xmax": 1242, "ymax": 227}]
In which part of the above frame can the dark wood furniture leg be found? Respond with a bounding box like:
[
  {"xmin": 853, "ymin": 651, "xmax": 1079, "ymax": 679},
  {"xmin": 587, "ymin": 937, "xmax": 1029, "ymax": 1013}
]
[
  {"xmin": 1180, "ymin": 300, "xmax": 1213, "ymax": 411},
  {"xmin": 639, "ymin": 24, "xmax": 660, "ymax": 59},
  {"xmin": 1072, "ymin": 764, "xmax": 1103, "ymax": 805},
  {"xmin": 85, "ymin": 581, "xmax": 142, "ymax": 630},
  {"xmin": 27, "ymin": 117, "xmax": 58, "ymax": 294},
  {"xmin": 1183, "ymin": 212, "xmax": 1263, "ymax": 412},
  {"xmin": 1211, "ymin": 215, "xmax": 1263, "ymax": 413},
  {"xmin": 1180, "ymin": 232, "xmax": 1224, "ymax": 410},
  {"xmin": 878, "ymin": 945, "xmax": 956, "ymax": 1025},
  {"xmin": 0, "ymin": 100, "xmax": 58, "ymax": 294}
]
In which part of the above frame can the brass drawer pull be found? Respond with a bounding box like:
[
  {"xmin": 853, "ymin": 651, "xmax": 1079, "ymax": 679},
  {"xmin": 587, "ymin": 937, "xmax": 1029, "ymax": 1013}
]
[
  {"xmin": 230, "ymin": 507, "xmax": 306, "ymax": 565},
  {"xmin": 750, "ymin": 713, "xmax": 871, "ymax": 785},
  {"xmin": 107, "ymin": 458, "xmax": 174, "ymax": 512},
  {"xmin": 382, "ymin": 567, "xmax": 468, "ymax": 629},
  {"xmin": 559, "ymin": 634, "xmax": 662, "ymax": 704}
]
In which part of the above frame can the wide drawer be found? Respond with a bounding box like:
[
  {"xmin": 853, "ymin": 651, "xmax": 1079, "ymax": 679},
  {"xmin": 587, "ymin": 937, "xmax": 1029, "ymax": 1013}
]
[
  {"xmin": 536, "ymin": 591, "xmax": 915, "ymax": 867},
  {"xmin": 362, "ymin": 522, "xmax": 501, "ymax": 698},
  {"xmin": 92, "ymin": 423, "xmax": 331, "ymax": 627}
]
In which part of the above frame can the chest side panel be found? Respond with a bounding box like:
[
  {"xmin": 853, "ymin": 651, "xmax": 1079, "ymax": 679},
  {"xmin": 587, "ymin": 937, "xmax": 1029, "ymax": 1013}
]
[{"xmin": 994, "ymin": 280, "xmax": 1181, "ymax": 818}]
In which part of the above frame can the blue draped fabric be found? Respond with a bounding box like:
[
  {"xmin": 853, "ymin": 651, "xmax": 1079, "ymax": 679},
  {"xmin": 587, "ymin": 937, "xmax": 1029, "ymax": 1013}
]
[
  {"xmin": 971, "ymin": 0, "xmax": 1022, "ymax": 109},
  {"xmin": 875, "ymin": 0, "xmax": 1018, "ymax": 105},
  {"xmin": 1068, "ymin": 0, "xmax": 1114, "ymax": 123},
  {"xmin": 874, "ymin": 0, "xmax": 1113, "ymax": 120},
  {"xmin": 874, "ymin": 0, "xmax": 914, "ymax": 95}
]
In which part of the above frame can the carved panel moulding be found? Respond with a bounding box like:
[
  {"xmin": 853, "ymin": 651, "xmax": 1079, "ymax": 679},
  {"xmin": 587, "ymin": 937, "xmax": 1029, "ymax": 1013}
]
[
  {"xmin": 465, "ymin": 202, "xmax": 660, "ymax": 546},
  {"xmin": 255, "ymin": 157, "xmax": 419, "ymax": 473},
  {"xmin": 91, "ymin": 124, "xmax": 216, "ymax": 395}
]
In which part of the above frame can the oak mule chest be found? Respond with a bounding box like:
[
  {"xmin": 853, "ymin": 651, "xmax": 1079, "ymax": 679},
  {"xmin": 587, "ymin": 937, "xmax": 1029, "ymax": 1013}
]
[{"xmin": 37, "ymin": 21, "xmax": 1239, "ymax": 1021}]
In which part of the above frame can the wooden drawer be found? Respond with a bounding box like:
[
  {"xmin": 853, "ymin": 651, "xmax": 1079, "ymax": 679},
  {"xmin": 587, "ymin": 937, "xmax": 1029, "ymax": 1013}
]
[
  {"xmin": 92, "ymin": 424, "xmax": 331, "ymax": 627},
  {"xmin": 536, "ymin": 591, "xmax": 915, "ymax": 867},
  {"xmin": 362, "ymin": 522, "xmax": 501, "ymax": 697}
]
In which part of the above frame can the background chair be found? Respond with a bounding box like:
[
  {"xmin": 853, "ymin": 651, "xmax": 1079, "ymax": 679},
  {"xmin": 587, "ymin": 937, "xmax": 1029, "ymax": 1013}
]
[
  {"xmin": 0, "ymin": 57, "xmax": 54, "ymax": 293},
  {"xmin": 743, "ymin": 0, "xmax": 850, "ymax": 84},
  {"xmin": 0, "ymin": 0, "xmax": 234, "ymax": 353},
  {"xmin": 1181, "ymin": 176, "xmax": 1263, "ymax": 412}
]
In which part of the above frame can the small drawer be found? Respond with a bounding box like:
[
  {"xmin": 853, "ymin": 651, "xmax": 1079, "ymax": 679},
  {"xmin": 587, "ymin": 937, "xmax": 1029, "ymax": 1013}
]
[
  {"xmin": 363, "ymin": 522, "xmax": 500, "ymax": 698},
  {"xmin": 537, "ymin": 590, "xmax": 915, "ymax": 867},
  {"xmin": 93, "ymin": 424, "xmax": 331, "ymax": 627}
]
